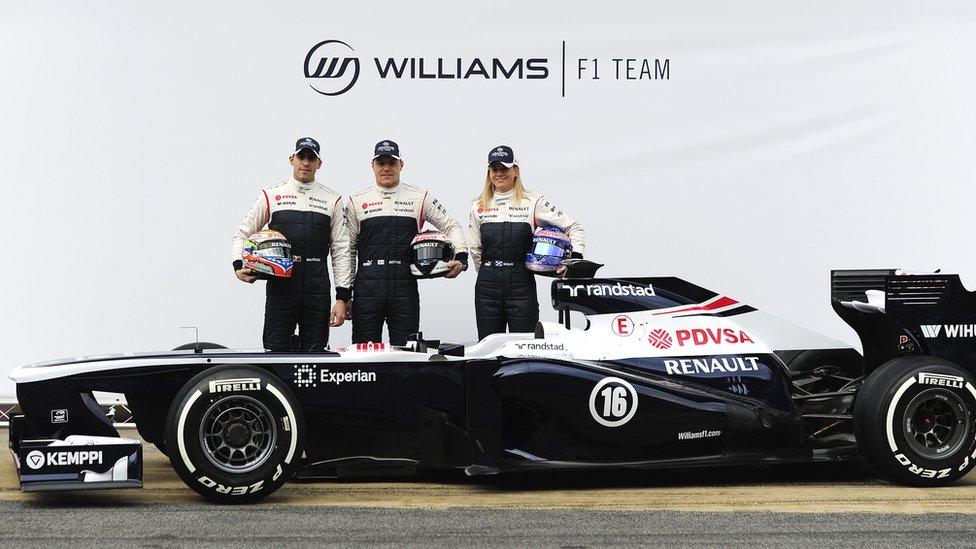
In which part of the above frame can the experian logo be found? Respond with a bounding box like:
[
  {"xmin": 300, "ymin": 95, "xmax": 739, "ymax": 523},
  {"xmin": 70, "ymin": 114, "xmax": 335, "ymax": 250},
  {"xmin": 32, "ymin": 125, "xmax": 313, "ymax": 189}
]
[{"xmin": 564, "ymin": 282, "xmax": 656, "ymax": 298}]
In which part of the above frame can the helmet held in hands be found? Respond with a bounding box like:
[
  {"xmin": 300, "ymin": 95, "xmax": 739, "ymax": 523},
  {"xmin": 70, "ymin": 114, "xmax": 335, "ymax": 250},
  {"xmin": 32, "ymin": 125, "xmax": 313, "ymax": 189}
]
[
  {"xmin": 410, "ymin": 231, "xmax": 455, "ymax": 278},
  {"xmin": 243, "ymin": 230, "xmax": 294, "ymax": 278},
  {"xmin": 525, "ymin": 227, "xmax": 572, "ymax": 274}
]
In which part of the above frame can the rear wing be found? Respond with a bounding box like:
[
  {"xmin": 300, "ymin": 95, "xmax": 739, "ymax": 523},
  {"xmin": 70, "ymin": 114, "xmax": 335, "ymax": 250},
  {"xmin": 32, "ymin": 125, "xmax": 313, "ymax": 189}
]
[{"xmin": 831, "ymin": 269, "xmax": 976, "ymax": 375}]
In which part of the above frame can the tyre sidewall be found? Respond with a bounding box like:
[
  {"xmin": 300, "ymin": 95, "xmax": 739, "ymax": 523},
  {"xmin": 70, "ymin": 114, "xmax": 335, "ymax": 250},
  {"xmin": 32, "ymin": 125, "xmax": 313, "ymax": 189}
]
[
  {"xmin": 857, "ymin": 358, "xmax": 976, "ymax": 485},
  {"xmin": 165, "ymin": 365, "xmax": 304, "ymax": 503}
]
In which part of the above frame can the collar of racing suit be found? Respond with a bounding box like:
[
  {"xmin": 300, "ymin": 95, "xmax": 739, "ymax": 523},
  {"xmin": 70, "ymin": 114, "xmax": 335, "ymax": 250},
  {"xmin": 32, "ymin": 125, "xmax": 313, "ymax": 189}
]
[
  {"xmin": 289, "ymin": 177, "xmax": 315, "ymax": 193},
  {"xmin": 493, "ymin": 188, "xmax": 516, "ymax": 201},
  {"xmin": 374, "ymin": 182, "xmax": 400, "ymax": 196}
]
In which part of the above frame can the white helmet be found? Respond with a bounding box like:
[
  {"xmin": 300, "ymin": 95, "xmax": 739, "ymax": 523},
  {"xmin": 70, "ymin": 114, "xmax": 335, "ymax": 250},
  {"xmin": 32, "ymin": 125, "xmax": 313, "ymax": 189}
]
[{"xmin": 410, "ymin": 231, "xmax": 455, "ymax": 278}]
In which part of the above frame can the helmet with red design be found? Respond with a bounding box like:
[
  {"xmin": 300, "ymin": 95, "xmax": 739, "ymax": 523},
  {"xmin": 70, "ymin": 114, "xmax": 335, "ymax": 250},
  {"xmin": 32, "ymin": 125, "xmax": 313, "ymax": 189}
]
[{"xmin": 242, "ymin": 230, "xmax": 294, "ymax": 278}]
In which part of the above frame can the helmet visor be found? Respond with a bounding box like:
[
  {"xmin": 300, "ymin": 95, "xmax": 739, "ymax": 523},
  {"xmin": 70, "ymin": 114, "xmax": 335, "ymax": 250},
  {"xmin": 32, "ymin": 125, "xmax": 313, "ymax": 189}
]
[
  {"xmin": 531, "ymin": 241, "xmax": 568, "ymax": 258},
  {"xmin": 256, "ymin": 244, "xmax": 291, "ymax": 259},
  {"xmin": 414, "ymin": 243, "xmax": 447, "ymax": 261}
]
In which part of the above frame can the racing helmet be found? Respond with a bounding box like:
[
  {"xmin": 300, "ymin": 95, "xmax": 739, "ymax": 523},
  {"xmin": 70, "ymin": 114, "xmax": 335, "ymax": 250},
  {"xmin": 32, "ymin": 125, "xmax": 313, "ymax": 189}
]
[
  {"xmin": 525, "ymin": 227, "xmax": 572, "ymax": 273},
  {"xmin": 243, "ymin": 230, "xmax": 294, "ymax": 278},
  {"xmin": 410, "ymin": 231, "xmax": 455, "ymax": 278}
]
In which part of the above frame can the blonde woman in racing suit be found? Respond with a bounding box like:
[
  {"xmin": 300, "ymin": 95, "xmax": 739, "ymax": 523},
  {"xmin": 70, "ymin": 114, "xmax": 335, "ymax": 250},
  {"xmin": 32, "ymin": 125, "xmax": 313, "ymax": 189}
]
[{"xmin": 468, "ymin": 145, "xmax": 586, "ymax": 340}]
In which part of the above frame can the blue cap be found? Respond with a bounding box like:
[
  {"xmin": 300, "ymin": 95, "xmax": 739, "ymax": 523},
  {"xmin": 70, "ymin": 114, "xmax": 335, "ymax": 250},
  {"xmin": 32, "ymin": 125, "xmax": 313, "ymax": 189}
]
[
  {"xmin": 487, "ymin": 145, "xmax": 517, "ymax": 167},
  {"xmin": 294, "ymin": 137, "xmax": 321, "ymax": 158},
  {"xmin": 372, "ymin": 139, "xmax": 401, "ymax": 160}
]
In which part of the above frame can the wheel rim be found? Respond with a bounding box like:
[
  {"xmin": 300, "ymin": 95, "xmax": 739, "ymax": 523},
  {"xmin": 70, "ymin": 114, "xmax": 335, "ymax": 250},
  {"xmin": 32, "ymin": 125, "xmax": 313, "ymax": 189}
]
[
  {"xmin": 199, "ymin": 395, "xmax": 277, "ymax": 474},
  {"xmin": 903, "ymin": 388, "xmax": 969, "ymax": 460}
]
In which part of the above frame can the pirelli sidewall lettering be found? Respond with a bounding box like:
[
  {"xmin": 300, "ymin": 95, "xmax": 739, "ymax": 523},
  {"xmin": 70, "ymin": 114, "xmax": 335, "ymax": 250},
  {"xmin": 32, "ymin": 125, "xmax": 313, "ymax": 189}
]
[{"xmin": 885, "ymin": 371, "xmax": 976, "ymax": 480}]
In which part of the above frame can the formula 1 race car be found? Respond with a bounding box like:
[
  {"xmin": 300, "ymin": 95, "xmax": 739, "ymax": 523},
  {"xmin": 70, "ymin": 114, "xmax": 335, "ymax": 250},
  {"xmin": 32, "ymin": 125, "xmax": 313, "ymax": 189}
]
[{"xmin": 8, "ymin": 268, "xmax": 976, "ymax": 502}]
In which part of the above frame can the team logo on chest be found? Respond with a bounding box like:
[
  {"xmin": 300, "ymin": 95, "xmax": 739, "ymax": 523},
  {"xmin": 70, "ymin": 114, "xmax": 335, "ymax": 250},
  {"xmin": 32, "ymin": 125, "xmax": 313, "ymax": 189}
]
[
  {"xmin": 361, "ymin": 199, "xmax": 383, "ymax": 215},
  {"xmin": 308, "ymin": 196, "xmax": 331, "ymax": 211}
]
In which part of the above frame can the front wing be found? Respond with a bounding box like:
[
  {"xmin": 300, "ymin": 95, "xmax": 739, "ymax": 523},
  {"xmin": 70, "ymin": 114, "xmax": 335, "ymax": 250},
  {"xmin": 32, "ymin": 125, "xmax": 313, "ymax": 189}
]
[{"xmin": 10, "ymin": 433, "xmax": 143, "ymax": 492}]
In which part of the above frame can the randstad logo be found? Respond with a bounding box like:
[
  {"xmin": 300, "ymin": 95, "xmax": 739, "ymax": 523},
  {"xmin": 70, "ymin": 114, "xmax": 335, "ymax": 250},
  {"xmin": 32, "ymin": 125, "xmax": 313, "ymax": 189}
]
[
  {"xmin": 304, "ymin": 40, "xmax": 361, "ymax": 96},
  {"xmin": 564, "ymin": 282, "xmax": 656, "ymax": 298}
]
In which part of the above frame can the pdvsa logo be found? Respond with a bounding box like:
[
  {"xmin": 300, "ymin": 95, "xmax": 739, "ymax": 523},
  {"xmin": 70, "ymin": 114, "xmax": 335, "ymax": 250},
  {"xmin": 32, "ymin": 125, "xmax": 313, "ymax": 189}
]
[
  {"xmin": 647, "ymin": 328, "xmax": 672, "ymax": 349},
  {"xmin": 304, "ymin": 40, "xmax": 360, "ymax": 96}
]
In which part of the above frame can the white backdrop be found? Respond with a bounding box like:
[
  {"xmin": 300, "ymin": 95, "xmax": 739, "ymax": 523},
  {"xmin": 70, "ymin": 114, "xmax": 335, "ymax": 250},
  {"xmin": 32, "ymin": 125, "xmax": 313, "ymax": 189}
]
[{"xmin": 2, "ymin": 2, "xmax": 976, "ymax": 398}]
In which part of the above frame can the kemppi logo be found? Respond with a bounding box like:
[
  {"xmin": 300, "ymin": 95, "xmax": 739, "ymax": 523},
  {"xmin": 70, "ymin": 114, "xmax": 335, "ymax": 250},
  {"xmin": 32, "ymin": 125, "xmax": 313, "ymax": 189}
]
[
  {"xmin": 304, "ymin": 39, "xmax": 360, "ymax": 96},
  {"xmin": 26, "ymin": 449, "xmax": 102, "ymax": 469}
]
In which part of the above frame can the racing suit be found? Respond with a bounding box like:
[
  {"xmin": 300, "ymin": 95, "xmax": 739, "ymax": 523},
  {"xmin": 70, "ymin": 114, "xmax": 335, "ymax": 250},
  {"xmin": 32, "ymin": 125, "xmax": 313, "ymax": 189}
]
[
  {"xmin": 232, "ymin": 178, "xmax": 353, "ymax": 351},
  {"xmin": 347, "ymin": 183, "xmax": 467, "ymax": 346},
  {"xmin": 469, "ymin": 188, "xmax": 585, "ymax": 340}
]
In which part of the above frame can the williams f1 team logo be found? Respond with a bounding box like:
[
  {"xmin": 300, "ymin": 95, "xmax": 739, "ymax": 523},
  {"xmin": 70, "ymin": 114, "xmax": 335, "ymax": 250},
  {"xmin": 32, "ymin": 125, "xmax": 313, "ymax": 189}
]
[
  {"xmin": 304, "ymin": 40, "xmax": 360, "ymax": 96},
  {"xmin": 919, "ymin": 324, "xmax": 976, "ymax": 339}
]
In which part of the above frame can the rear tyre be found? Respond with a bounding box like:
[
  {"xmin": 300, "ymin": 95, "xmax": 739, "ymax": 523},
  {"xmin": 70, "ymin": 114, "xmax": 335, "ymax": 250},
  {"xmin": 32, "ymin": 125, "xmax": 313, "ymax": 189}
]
[
  {"xmin": 854, "ymin": 356, "xmax": 976, "ymax": 486},
  {"xmin": 164, "ymin": 364, "xmax": 305, "ymax": 503}
]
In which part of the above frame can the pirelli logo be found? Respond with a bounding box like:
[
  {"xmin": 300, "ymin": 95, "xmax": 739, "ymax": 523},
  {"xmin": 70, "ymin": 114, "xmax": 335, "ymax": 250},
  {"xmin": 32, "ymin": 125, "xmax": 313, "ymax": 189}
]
[
  {"xmin": 209, "ymin": 377, "xmax": 262, "ymax": 393},
  {"xmin": 918, "ymin": 372, "xmax": 964, "ymax": 389}
]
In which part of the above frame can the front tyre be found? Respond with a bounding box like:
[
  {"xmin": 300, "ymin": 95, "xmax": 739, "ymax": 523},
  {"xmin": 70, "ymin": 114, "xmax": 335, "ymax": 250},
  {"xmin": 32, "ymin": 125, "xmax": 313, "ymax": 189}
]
[
  {"xmin": 854, "ymin": 356, "xmax": 976, "ymax": 486},
  {"xmin": 164, "ymin": 365, "xmax": 304, "ymax": 503}
]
